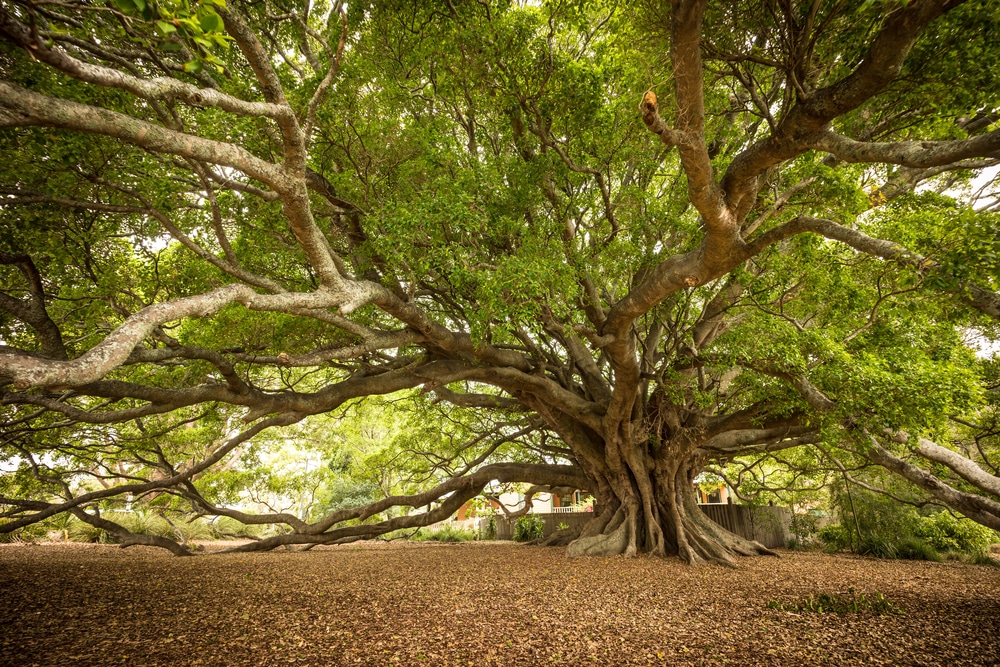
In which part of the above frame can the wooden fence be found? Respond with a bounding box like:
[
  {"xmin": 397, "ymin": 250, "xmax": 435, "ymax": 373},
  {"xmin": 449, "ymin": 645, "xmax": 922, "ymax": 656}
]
[
  {"xmin": 697, "ymin": 504, "xmax": 790, "ymax": 549},
  {"xmin": 490, "ymin": 511, "xmax": 592, "ymax": 541},
  {"xmin": 488, "ymin": 504, "xmax": 790, "ymax": 549}
]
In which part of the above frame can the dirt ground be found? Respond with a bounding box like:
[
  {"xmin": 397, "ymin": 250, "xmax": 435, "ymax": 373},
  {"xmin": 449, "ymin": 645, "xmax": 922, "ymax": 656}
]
[{"xmin": 1, "ymin": 541, "xmax": 998, "ymax": 667}]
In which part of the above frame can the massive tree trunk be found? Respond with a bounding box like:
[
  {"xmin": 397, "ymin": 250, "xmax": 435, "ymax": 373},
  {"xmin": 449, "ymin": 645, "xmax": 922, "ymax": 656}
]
[{"xmin": 561, "ymin": 433, "xmax": 777, "ymax": 565}]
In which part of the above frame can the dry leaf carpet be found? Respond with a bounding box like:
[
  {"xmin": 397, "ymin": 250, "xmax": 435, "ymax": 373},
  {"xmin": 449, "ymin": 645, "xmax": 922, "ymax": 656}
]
[{"xmin": 1, "ymin": 542, "xmax": 998, "ymax": 666}]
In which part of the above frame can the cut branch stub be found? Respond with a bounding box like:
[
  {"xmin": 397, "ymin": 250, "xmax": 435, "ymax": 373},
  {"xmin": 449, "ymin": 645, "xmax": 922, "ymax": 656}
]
[{"xmin": 640, "ymin": 90, "xmax": 681, "ymax": 146}]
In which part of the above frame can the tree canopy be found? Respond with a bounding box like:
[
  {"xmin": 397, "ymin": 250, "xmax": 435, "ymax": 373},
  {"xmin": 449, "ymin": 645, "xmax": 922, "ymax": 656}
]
[{"xmin": 1, "ymin": 0, "xmax": 999, "ymax": 563}]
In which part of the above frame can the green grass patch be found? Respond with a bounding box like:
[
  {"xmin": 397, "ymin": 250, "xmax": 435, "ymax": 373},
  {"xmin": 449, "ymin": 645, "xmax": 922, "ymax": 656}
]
[
  {"xmin": 767, "ymin": 589, "xmax": 903, "ymax": 615},
  {"xmin": 411, "ymin": 524, "xmax": 478, "ymax": 543}
]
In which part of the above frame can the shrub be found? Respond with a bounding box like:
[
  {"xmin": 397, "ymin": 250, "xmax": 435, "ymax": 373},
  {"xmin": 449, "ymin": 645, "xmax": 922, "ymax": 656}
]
[
  {"xmin": 856, "ymin": 535, "xmax": 900, "ymax": 559},
  {"xmin": 111, "ymin": 511, "xmax": 164, "ymax": 538},
  {"xmin": 513, "ymin": 514, "xmax": 544, "ymax": 542},
  {"xmin": 65, "ymin": 517, "xmax": 115, "ymax": 543},
  {"xmin": 105, "ymin": 511, "xmax": 216, "ymax": 542},
  {"xmin": 828, "ymin": 483, "xmax": 946, "ymax": 561},
  {"xmin": 413, "ymin": 524, "xmax": 477, "ymax": 543},
  {"xmin": 57, "ymin": 512, "xmax": 222, "ymax": 544},
  {"xmin": 767, "ymin": 589, "xmax": 902, "ymax": 615},
  {"xmin": 0, "ymin": 520, "xmax": 48, "ymax": 543},
  {"xmin": 914, "ymin": 511, "xmax": 998, "ymax": 555},
  {"xmin": 787, "ymin": 512, "xmax": 819, "ymax": 548},
  {"xmin": 817, "ymin": 524, "xmax": 851, "ymax": 551},
  {"xmin": 893, "ymin": 537, "xmax": 943, "ymax": 562},
  {"xmin": 823, "ymin": 487, "xmax": 1000, "ymax": 561},
  {"xmin": 482, "ymin": 515, "xmax": 497, "ymax": 540},
  {"xmin": 831, "ymin": 484, "xmax": 921, "ymax": 544},
  {"xmin": 967, "ymin": 551, "xmax": 1000, "ymax": 567},
  {"xmin": 173, "ymin": 516, "xmax": 216, "ymax": 541}
]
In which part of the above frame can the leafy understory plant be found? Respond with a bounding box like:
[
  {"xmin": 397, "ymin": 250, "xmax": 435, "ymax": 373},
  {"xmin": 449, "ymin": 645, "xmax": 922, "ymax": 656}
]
[
  {"xmin": 967, "ymin": 551, "xmax": 1000, "ymax": 568},
  {"xmin": 767, "ymin": 589, "xmax": 902, "ymax": 616},
  {"xmin": 412, "ymin": 525, "xmax": 478, "ymax": 543},
  {"xmin": 513, "ymin": 515, "xmax": 545, "ymax": 542}
]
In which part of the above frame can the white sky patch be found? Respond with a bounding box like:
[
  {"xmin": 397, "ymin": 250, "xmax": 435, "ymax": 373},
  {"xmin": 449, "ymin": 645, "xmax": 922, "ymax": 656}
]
[
  {"xmin": 964, "ymin": 331, "xmax": 1000, "ymax": 359},
  {"xmin": 142, "ymin": 233, "xmax": 173, "ymax": 252},
  {"xmin": 969, "ymin": 164, "xmax": 1000, "ymax": 211}
]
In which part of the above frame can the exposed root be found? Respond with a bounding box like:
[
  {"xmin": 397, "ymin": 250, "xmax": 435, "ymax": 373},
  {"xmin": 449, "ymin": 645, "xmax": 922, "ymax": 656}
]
[
  {"xmin": 682, "ymin": 491, "xmax": 778, "ymax": 559},
  {"xmin": 562, "ymin": 478, "xmax": 781, "ymax": 565},
  {"xmin": 536, "ymin": 522, "xmax": 583, "ymax": 547},
  {"xmin": 566, "ymin": 508, "xmax": 628, "ymax": 557}
]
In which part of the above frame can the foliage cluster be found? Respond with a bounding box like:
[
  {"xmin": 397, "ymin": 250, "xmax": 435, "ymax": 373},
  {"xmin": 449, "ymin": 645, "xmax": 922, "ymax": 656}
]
[
  {"xmin": 786, "ymin": 512, "xmax": 821, "ymax": 549},
  {"xmin": 513, "ymin": 514, "xmax": 545, "ymax": 542},
  {"xmin": 820, "ymin": 483, "xmax": 998, "ymax": 561},
  {"xmin": 411, "ymin": 524, "xmax": 479, "ymax": 543},
  {"xmin": 914, "ymin": 510, "xmax": 999, "ymax": 555},
  {"xmin": 767, "ymin": 589, "xmax": 902, "ymax": 616}
]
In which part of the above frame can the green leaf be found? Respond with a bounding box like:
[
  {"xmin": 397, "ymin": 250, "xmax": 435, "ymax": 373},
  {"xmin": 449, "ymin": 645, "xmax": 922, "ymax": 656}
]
[
  {"xmin": 198, "ymin": 8, "xmax": 225, "ymax": 33},
  {"xmin": 135, "ymin": 0, "xmax": 153, "ymax": 21},
  {"xmin": 155, "ymin": 21, "xmax": 178, "ymax": 36},
  {"xmin": 183, "ymin": 59, "xmax": 203, "ymax": 74},
  {"xmin": 110, "ymin": 0, "xmax": 137, "ymax": 13}
]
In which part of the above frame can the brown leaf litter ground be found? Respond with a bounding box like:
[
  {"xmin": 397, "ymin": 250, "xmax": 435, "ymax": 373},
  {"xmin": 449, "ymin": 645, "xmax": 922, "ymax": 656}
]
[{"xmin": 1, "ymin": 541, "xmax": 998, "ymax": 666}]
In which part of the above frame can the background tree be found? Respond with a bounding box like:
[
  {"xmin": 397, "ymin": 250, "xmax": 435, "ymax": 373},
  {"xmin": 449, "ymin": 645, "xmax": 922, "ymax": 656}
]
[{"xmin": 1, "ymin": 0, "xmax": 999, "ymax": 563}]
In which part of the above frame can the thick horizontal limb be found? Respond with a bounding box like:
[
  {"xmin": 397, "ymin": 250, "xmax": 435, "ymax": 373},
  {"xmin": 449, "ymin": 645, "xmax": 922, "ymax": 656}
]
[
  {"xmin": 0, "ymin": 283, "xmax": 389, "ymax": 389},
  {"xmin": 749, "ymin": 215, "xmax": 1000, "ymax": 320},
  {"xmin": 913, "ymin": 437, "xmax": 1000, "ymax": 499},
  {"xmin": 863, "ymin": 436, "xmax": 1000, "ymax": 532},
  {"xmin": 0, "ymin": 414, "xmax": 297, "ymax": 534},
  {"xmin": 809, "ymin": 130, "xmax": 1000, "ymax": 168},
  {"xmin": 0, "ymin": 7, "xmax": 292, "ymax": 122},
  {"xmin": 0, "ymin": 81, "xmax": 285, "ymax": 189}
]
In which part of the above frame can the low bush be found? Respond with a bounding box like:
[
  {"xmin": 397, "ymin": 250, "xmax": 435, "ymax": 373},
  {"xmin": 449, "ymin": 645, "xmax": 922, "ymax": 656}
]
[
  {"xmin": 892, "ymin": 537, "xmax": 943, "ymax": 562},
  {"xmin": 856, "ymin": 535, "xmax": 902, "ymax": 559},
  {"xmin": 412, "ymin": 524, "xmax": 478, "ymax": 543},
  {"xmin": 482, "ymin": 515, "xmax": 497, "ymax": 540},
  {"xmin": 55, "ymin": 512, "xmax": 220, "ymax": 544},
  {"xmin": 0, "ymin": 520, "xmax": 49, "ymax": 543},
  {"xmin": 787, "ymin": 512, "xmax": 820, "ymax": 549},
  {"xmin": 513, "ymin": 514, "xmax": 544, "ymax": 542},
  {"xmin": 914, "ymin": 511, "xmax": 998, "ymax": 556},
  {"xmin": 826, "ymin": 482, "xmax": 999, "ymax": 562},
  {"xmin": 967, "ymin": 550, "xmax": 1000, "ymax": 567},
  {"xmin": 65, "ymin": 517, "xmax": 115, "ymax": 544},
  {"xmin": 210, "ymin": 516, "xmax": 270, "ymax": 540},
  {"xmin": 817, "ymin": 524, "xmax": 851, "ymax": 551},
  {"xmin": 767, "ymin": 588, "xmax": 902, "ymax": 615}
]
